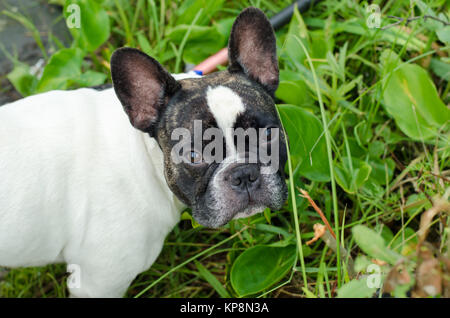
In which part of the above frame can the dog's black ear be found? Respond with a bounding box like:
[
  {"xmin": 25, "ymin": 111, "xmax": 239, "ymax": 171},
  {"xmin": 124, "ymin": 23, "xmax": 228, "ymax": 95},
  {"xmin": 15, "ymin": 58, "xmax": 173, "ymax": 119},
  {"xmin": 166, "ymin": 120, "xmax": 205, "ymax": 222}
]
[
  {"xmin": 228, "ymin": 7, "xmax": 279, "ymax": 96},
  {"xmin": 110, "ymin": 48, "xmax": 180, "ymax": 134}
]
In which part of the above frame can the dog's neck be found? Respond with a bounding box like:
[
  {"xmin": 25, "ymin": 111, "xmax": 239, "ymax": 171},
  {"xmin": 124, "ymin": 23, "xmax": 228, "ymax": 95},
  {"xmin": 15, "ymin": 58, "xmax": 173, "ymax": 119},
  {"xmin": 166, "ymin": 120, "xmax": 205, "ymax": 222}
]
[
  {"xmin": 140, "ymin": 130, "xmax": 187, "ymax": 214},
  {"xmin": 120, "ymin": 72, "xmax": 200, "ymax": 219}
]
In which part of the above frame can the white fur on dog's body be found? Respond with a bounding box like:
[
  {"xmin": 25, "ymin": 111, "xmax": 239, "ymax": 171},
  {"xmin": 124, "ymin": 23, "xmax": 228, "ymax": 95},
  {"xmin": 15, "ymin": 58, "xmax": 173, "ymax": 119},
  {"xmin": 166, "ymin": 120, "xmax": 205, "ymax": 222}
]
[{"xmin": 0, "ymin": 87, "xmax": 186, "ymax": 297}]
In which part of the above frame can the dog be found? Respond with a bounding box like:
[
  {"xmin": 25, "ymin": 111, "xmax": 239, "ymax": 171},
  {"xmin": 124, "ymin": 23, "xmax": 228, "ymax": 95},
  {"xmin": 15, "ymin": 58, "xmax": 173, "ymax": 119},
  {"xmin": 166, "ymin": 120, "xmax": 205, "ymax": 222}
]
[{"xmin": 0, "ymin": 7, "xmax": 288, "ymax": 297}]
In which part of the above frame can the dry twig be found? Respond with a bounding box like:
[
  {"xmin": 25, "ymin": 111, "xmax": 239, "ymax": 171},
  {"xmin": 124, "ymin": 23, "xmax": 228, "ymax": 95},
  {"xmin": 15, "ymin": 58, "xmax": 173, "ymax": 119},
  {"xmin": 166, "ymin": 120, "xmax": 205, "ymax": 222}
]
[{"xmin": 298, "ymin": 188, "xmax": 336, "ymax": 239}]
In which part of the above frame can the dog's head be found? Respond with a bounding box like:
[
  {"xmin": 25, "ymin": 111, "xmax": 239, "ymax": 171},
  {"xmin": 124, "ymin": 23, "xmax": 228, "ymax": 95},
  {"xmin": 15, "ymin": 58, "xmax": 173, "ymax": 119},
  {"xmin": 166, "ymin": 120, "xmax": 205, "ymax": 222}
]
[{"xmin": 111, "ymin": 7, "xmax": 288, "ymax": 228}]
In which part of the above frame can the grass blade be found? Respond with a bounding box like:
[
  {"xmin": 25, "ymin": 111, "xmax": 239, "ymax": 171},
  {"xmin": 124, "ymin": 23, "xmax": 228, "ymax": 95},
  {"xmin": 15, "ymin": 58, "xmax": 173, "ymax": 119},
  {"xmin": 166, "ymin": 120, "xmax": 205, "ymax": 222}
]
[
  {"xmin": 293, "ymin": 35, "xmax": 342, "ymax": 288},
  {"xmin": 194, "ymin": 260, "xmax": 230, "ymax": 298}
]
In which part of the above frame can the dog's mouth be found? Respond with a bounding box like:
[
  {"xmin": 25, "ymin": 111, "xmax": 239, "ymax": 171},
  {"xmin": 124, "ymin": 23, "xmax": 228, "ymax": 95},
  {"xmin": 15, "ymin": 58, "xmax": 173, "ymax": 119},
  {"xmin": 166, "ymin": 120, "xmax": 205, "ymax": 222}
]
[
  {"xmin": 228, "ymin": 191, "xmax": 268, "ymax": 221},
  {"xmin": 192, "ymin": 185, "xmax": 286, "ymax": 228},
  {"xmin": 232, "ymin": 204, "xmax": 267, "ymax": 221},
  {"xmin": 193, "ymin": 203, "xmax": 267, "ymax": 228}
]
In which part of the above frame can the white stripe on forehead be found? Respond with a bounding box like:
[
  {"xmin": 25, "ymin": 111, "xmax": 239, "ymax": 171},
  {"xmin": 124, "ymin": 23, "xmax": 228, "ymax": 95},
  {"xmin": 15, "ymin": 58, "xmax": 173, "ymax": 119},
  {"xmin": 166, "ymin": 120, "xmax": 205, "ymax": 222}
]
[{"xmin": 206, "ymin": 85, "xmax": 245, "ymax": 157}]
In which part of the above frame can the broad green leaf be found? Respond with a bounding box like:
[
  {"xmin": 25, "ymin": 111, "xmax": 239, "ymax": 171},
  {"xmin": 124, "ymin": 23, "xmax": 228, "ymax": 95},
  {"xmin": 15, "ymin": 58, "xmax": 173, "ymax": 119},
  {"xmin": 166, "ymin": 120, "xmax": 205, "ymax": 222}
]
[
  {"xmin": 36, "ymin": 48, "xmax": 85, "ymax": 93},
  {"xmin": 64, "ymin": 0, "xmax": 110, "ymax": 52},
  {"xmin": 230, "ymin": 245, "xmax": 296, "ymax": 297},
  {"xmin": 337, "ymin": 277, "xmax": 377, "ymax": 298},
  {"xmin": 214, "ymin": 17, "xmax": 235, "ymax": 39},
  {"xmin": 368, "ymin": 158, "xmax": 395, "ymax": 185},
  {"xmin": 277, "ymin": 70, "xmax": 314, "ymax": 107},
  {"xmin": 281, "ymin": 6, "xmax": 309, "ymax": 66},
  {"xmin": 430, "ymin": 58, "xmax": 450, "ymax": 81},
  {"xmin": 368, "ymin": 141, "xmax": 385, "ymax": 158},
  {"xmin": 354, "ymin": 121, "xmax": 373, "ymax": 147},
  {"xmin": 436, "ymin": 26, "xmax": 450, "ymax": 44},
  {"xmin": 352, "ymin": 225, "xmax": 402, "ymax": 265},
  {"xmin": 334, "ymin": 157, "xmax": 372, "ymax": 194},
  {"xmin": 310, "ymin": 30, "xmax": 333, "ymax": 60},
  {"xmin": 277, "ymin": 104, "xmax": 330, "ymax": 182},
  {"xmin": 380, "ymin": 49, "xmax": 402, "ymax": 80},
  {"xmin": 69, "ymin": 70, "xmax": 107, "ymax": 87},
  {"xmin": 276, "ymin": 80, "xmax": 311, "ymax": 106},
  {"xmin": 376, "ymin": 123, "xmax": 405, "ymax": 145},
  {"xmin": 346, "ymin": 137, "xmax": 366, "ymax": 158},
  {"xmin": 7, "ymin": 62, "xmax": 38, "ymax": 97},
  {"xmin": 382, "ymin": 52, "xmax": 450, "ymax": 141},
  {"xmin": 279, "ymin": 69, "xmax": 303, "ymax": 82}
]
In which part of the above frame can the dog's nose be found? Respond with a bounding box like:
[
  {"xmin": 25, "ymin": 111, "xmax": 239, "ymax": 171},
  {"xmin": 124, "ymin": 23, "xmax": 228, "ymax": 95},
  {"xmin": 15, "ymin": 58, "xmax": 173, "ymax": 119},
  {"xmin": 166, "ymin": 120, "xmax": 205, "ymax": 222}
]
[{"xmin": 229, "ymin": 164, "xmax": 260, "ymax": 192}]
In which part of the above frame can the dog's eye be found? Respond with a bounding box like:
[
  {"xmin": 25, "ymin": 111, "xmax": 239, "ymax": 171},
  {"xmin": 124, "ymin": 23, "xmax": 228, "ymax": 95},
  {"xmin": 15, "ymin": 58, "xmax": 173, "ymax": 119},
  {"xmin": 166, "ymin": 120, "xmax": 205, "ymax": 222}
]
[
  {"xmin": 187, "ymin": 150, "xmax": 203, "ymax": 164},
  {"xmin": 262, "ymin": 126, "xmax": 277, "ymax": 142}
]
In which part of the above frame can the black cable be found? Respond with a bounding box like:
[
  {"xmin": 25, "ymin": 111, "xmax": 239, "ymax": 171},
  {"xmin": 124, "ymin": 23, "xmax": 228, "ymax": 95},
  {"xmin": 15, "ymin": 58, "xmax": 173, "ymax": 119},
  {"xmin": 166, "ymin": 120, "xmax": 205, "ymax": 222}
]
[{"xmin": 270, "ymin": 0, "xmax": 322, "ymax": 30}]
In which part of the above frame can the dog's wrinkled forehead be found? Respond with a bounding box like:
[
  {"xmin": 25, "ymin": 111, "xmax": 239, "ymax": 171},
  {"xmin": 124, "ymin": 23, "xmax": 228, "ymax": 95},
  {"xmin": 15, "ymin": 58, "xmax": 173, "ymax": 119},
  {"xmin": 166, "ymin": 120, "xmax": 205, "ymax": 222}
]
[{"xmin": 162, "ymin": 71, "xmax": 278, "ymax": 137}]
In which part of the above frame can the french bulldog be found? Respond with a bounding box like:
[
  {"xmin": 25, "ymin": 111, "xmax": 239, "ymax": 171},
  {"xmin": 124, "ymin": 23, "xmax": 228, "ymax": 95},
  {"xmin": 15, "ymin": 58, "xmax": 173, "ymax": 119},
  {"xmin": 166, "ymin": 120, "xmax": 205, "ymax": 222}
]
[{"xmin": 0, "ymin": 7, "xmax": 288, "ymax": 297}]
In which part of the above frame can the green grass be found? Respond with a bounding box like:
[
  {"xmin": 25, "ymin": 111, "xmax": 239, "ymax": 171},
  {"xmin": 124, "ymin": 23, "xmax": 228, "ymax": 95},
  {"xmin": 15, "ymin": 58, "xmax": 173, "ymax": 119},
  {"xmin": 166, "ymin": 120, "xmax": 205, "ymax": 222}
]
[{"xmin": 1, "ymin": 0, "xmax": 449, "ymax": 298}]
